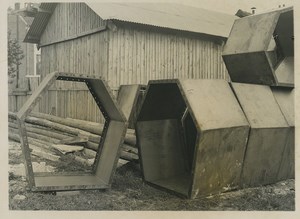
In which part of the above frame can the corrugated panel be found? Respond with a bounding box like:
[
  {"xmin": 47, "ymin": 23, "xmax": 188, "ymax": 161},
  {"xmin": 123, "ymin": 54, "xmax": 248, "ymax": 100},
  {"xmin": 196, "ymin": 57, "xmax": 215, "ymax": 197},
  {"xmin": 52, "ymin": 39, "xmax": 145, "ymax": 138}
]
[
  {"xmin": 23, "ymin": 3, "xmax": 57, "ymax": 43},
  {"xmin": 86, "ymin": 2, "xmax": 235, "ymax": 38},
  {"xmin": 25, "ymin": 2, "xmax": 235, "ymax": 44}
]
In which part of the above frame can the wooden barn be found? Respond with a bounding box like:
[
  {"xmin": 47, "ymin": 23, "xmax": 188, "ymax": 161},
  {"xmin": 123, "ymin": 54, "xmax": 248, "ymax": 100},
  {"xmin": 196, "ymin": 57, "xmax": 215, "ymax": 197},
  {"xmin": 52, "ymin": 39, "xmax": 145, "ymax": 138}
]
[{"xmin": 24, "ymin": 2, "xmax": 235, "ymax": 122}]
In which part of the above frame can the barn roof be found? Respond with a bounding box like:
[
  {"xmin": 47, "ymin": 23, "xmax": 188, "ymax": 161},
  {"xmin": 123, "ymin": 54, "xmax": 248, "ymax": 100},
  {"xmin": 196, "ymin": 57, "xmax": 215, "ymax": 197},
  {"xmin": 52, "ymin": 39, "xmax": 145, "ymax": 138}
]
[
  {"xmin": 24, "ymin": 2, "xmax": 236, "ymax": 44},
  {"xmin": 24, "ymin": 3, "xmax": 57, "ymax": 43},
  {"xmin": 87, "ymin": 3, "xmax": 235, "ymax": 37}
]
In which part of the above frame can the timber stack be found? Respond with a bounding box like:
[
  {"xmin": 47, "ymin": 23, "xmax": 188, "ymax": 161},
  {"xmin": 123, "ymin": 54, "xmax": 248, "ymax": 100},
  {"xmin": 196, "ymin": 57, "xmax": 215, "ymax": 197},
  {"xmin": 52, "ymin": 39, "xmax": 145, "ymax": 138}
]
[{"xmin": 8, "ymin": 111, "xmax": 138, "ymax": 164}]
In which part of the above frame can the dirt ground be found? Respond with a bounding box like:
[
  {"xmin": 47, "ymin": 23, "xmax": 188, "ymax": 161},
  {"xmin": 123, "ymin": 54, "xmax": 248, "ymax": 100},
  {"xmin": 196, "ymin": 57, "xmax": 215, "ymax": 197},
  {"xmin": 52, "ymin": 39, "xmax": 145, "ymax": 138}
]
[{"xmin": 8, "ymin": 141, "xmax": 295, "ymax": 211}]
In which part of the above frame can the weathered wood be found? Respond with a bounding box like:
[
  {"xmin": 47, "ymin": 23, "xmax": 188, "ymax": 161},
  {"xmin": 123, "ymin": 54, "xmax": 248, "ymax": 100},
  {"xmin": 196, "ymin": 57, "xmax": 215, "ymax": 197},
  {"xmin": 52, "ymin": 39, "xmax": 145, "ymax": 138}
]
[
  {"xmin": 31, "ymin": 148, "xmax": 61, "ymax": 162},
  {"xmin": 59, "ymin": 136, "xmax": 88, "ymax": 145},
  {"xmin": 27, "ymin": 132, "xmax": 60, "ymax": 144},
  {"xmin": 30, "ymin": 111, "xmax": 104, "ymax": 135},
  {"xmin": 10, "ymin": 111, "xmax": 136, "ymax": 146},
  {"xmin": 86, "ymin": 141, "xmax": 99, "ymax": 151},
  {"xmin": 9, "ymin": 121, "xmax": 72, "ymax": 140},
  {"xmin": 9, "ymin": 130, "xmax": 60, "ymax": 161},
  {"xmin": 122, "ymin": 144, "xmax": 138, "ymax": 155},
  {"xmin": 52, "ymin": 144, "xmax": 84, "ymax": 154},
  {"xmin": 83, "ymin": 148, "xmax": 97, "ymax": 158},
  {"xmin": 40, "ymin": 25, "xmax": 107, "ymax": 48},
  {"xmin": 17, "ymin": 72, "xmax": 58, "ymax": 120},
  {"xmin": 9, "ymin": 112, "xmax": 139, "ymax": 161},
  {"xmin": 120, "ymin": 151, "xmax": 139, "ymax": 162},
  {"xmin": 73, "ymin": 155, "xmax": 94, "ymax": 166},
  {"xmin": 9, "ymin": 128, "xmax": 54, "ymax": 150}
]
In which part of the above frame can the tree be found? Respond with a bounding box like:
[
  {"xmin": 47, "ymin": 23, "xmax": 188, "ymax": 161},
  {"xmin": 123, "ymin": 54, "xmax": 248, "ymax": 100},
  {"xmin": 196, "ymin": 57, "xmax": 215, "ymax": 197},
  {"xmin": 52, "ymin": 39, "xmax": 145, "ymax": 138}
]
[{"xmin": 7, "ymin": 30, "xmax": 24, "ymax": 84}]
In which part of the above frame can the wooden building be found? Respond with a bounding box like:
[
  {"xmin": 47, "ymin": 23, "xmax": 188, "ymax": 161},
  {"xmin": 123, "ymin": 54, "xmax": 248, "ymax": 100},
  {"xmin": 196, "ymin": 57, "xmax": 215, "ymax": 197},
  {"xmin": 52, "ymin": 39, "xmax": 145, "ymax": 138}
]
[
  {"xmin": 24, "ymin": 2, "xmax": 235, "ymax": 122},
  {"xmin": 8, "ymin": 3, "xmax": 36, "ymax": 111}
]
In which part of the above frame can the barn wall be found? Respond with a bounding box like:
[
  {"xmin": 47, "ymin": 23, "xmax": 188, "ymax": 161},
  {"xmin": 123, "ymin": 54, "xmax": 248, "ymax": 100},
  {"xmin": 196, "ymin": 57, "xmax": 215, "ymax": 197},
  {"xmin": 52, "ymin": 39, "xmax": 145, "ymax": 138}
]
[
  {"xmin": 107, "ymin": 26, "xmax": 229, "ymax": 88},
  {"xmin": 40, "ymin": 31, "xmax": 109, "ymax": 122},
  {"xmin": 40, "ymin": 3, "xmax": 106, "ymax": 45},
  {"xmin": 39, "ymin": 3, "xmax": 109, "ymax": 122},
  {"xmin": 38, "ymin": 2, "xmax": 230, "ymax": 123}
]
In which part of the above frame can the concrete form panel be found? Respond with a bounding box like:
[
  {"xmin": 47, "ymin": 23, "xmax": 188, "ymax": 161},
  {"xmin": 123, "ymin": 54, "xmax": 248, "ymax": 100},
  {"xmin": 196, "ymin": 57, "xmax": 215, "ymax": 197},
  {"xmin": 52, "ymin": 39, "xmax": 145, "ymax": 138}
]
[
  {"xmin": 223, "ymin": 7, "xmax": 294, "ymax": 87},
  {"xmin": 117, "ymin": 84, "xmax": 144, "ymax": 128},
  {"xmin": 231, "ymin": 83, "xmax": 289, "ymax": 187},
  {"xmin": 17, "ymin": 72, "xmax": 127, "ymax": 191},
  {"xmin": 272, "ymin": 87, "xmax": 295, "ymax": 180},
  {"xmin": 136, "ymin": 79, "xmax": 250, "ymax": 198}
]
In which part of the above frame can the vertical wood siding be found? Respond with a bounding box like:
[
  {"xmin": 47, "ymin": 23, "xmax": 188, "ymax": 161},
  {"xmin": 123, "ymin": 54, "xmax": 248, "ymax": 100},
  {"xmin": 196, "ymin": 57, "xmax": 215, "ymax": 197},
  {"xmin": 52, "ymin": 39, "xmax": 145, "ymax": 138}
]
[
  {"xmin": 40, "ymin": 31, "xmax": 109, "ymax": 122},
  {"xmin": 107, "ymin": 26, "xmax": 229, "ymax": 89},
  {"xmin": 39, "ymin": 3, "xmax": 229, "ymax": 122},
  {"xmin": 40, "ymin": 3, "xmax": 106, "ymax": 45}
]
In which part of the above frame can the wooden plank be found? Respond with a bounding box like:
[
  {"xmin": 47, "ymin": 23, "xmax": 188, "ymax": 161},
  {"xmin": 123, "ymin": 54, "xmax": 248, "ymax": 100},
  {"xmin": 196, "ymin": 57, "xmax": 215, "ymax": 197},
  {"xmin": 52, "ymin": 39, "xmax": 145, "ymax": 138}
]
[
  {"xmin": 17, "ymin": 72, "xmax": 58, "ymax": 120},
  {"xmin": 95, "ymin": 121, "xmax": 127, "ymax": 184},
  {"xmin": 34, "ymin": 175, "xmax": 107, "ymax": 190}
]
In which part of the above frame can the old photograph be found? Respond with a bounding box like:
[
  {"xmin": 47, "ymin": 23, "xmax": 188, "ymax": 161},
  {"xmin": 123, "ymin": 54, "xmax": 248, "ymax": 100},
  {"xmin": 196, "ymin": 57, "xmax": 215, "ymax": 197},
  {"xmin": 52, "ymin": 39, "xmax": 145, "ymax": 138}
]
[{"xmin": 3, "ymin": 0, "xmax": 297, "ymax": 216}]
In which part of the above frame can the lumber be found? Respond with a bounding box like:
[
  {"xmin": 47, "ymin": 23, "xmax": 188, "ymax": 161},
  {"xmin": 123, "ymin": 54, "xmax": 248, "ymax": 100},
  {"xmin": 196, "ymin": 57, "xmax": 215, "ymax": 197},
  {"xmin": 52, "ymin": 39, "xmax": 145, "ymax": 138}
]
[
  {"xmin": 9, "ymin": 111, "xmax": 139, "ymax": 162},
  {"xmin": 31, "ymin": 149, "xmax": 60, "ymax": 162},
  {"xmin": 120, "ymin": 151, "xmax": 139, "ymax": 162},
  {"xmin": 73, "ymin": 155, "xmax": 94, "ymax": 166},
  {"xmin": 122, "ymin": 144, "xmax": 138, "ymax": 155},
  {"xmin": 9, "ymin": 121, "xmax": 70, "ymax": 140},
  {"xmin": 52, "ymin": 144, "xmax": 84, "ymax": 154},
  {"xmin": 9, "ymin": 130, "xmax": 60, "ymax": 161},
  {"xmin": 31, "ymin": 112, "xmax": 104, "ymax": 135},
  {"xmin": 83, "ymin": 148, "xmax": 97, "ymax": 158},
  {"xmin": 59, "ymin": 136, "xmax": 88, "ymax": 145},
  {"xmin": 9, "ymin": 111, "xmax": 137, "ymax": 147}
]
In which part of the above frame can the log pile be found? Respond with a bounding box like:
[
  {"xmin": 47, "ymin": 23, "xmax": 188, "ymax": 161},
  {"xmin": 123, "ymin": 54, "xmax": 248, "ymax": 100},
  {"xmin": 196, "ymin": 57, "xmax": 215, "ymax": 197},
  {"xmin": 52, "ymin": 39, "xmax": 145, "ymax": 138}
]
[{"xmin": 8, "ymin": 112, "xmax": 139, "ymax": 164}]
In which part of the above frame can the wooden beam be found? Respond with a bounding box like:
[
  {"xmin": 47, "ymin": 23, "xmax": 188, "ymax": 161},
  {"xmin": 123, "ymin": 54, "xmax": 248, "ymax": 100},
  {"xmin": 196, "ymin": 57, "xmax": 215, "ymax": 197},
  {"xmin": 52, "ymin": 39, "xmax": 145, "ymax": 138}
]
[{"xmin": 39, "ymin": 26, "xmax": 107, "ymax": 48}]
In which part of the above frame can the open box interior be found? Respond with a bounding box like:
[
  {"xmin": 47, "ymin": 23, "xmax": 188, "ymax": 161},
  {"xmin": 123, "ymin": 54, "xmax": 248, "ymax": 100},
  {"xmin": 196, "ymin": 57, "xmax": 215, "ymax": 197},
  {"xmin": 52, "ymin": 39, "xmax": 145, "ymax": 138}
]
[{"xmin": 137, "ymin": 82, "xmax": 198, "ymax": 197}]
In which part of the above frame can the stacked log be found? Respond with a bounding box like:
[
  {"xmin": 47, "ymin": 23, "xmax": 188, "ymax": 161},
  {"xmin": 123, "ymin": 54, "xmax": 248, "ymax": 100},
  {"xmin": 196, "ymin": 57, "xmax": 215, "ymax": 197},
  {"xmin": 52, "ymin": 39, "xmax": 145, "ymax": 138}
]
[{"xmin": 8, "ymin": 112, "xmax": 139, "ymax": 163}]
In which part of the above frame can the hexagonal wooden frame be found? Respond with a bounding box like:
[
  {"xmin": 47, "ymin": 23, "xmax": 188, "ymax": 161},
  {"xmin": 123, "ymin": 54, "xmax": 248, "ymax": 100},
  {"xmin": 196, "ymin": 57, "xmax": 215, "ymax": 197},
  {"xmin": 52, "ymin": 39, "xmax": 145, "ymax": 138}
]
[
  {"xmin": 16, "ymin": 72, "xmax": 127, "ymax": 191},
  {"xmin": 222, "ymin": 7, "xmax": 294, "ymax": 87}
]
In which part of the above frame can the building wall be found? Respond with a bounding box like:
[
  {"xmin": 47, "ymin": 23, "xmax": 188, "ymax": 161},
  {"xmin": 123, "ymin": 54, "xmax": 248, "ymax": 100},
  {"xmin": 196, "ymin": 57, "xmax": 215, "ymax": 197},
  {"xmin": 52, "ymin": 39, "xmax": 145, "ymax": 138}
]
[
  {"xmin": 107, "ymin": 25, "xmax": 229, "ymax": 89},
  {"xmin": 39, "ymin": 3, "xmax": 109, "ymax": 122},
  {"xmin": 8, "ymin": 13, "xmax": 35, "ymax": 112},
  {"xmin": 40, "ymin": 31, "xmax": 109, "ymax": 122},
  {"xmin": 40, "ymin": 3, "xmax": 106, "ymax": 45},
  {"xmin": 39, "ymin": 2, "xmax": 230, "ymax": 122}
]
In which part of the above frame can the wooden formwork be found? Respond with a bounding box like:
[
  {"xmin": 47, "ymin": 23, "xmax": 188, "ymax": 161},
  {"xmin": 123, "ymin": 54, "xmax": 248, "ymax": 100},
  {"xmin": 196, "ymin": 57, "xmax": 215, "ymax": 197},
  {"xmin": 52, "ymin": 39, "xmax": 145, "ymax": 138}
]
[
  {"xmin": 17, "ymin": 72, "xmax": 127, "ymax": 191},
  {"xmin": 222, "ymin": 7, "xmax": 294, "ymax": 87},
  {"xmin": 231, "ymin": 83, "xmax": 290, "ymax": 187},
  {"xmin": 136, "ymin": 79, "xmax": 250, "ymax": 198},
  {"xmin": 271, "ymin": 87, "xmax": 295, "ymax": 180}
]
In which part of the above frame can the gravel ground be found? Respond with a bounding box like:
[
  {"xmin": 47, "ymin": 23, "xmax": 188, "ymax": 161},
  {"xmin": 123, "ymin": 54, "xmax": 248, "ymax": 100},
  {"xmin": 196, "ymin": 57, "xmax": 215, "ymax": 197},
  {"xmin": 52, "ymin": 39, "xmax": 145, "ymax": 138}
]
[{"xmin": 8, "ymin": 141, "xmax": 295, "ymax": 211}]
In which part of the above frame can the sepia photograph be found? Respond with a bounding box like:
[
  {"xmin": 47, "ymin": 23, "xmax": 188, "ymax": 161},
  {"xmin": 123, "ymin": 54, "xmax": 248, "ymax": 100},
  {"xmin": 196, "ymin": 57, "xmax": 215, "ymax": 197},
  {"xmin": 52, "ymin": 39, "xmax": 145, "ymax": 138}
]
[{"xmin": 1, "ymin": 0, "xmax": 299, "ymax": 217}]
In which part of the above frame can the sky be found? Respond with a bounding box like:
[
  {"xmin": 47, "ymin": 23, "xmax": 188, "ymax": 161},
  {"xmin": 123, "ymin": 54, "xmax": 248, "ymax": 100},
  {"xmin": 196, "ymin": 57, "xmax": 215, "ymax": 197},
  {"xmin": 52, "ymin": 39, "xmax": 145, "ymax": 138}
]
[{"xmin": 5, "ymin": 0, "xmax": 295, "ymax": 15}]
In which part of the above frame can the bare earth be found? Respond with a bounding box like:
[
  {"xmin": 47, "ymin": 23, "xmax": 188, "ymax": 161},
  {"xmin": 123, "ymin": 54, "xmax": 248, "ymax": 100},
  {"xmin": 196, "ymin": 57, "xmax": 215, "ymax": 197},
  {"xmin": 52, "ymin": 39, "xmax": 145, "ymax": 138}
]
[{"xmin": 8, "ymin": 141, "xmax": 295, "ymax": 211}]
